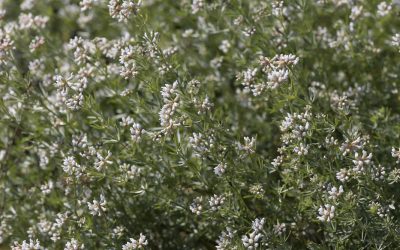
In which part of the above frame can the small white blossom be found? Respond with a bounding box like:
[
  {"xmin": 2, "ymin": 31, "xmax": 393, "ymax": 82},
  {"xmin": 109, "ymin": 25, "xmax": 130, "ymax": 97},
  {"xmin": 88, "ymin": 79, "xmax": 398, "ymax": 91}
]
[
  {"xmin": 191, "ymin": 0, "xmax": 205, "ymax": 14},
  {"xmin": 239, "ymin": 137, "xmax": 256, "ymax": 155},
  {"xmin": 214, "ymin": 162, "xmax": 227, "ymax": 176},
  {"xmin": 392, "ymin": 147, "xmax": 400, "ymax": 163},
  {"xmin": 80, "ymin": 0, "xmax": 97, "ymax": 12},
  {"xmin": 130, "ymin": 123, "xmax": 143, "ymax": 142},
  {"xmin": 209, "ymin": 194, "xmax": 225, "ymax": 211},
  {"xmin": 20, "ymin": 0, "xmax": 35, "ymax": 10},
  {"xmin": 242, "ymin": 230, "xmax": 262, "ymax": 249},
  {"xmin": 317, "ymin": 204, "xmax": 335, "ymax": 222},
  {"xmin": 377, "ymin": 2, "xmax": 392, "ymax": 17},
  {"xmin": 352, "ymin": 150, "xmax": 372, "ymax": 174},
  {"xmin": 11, "ymin": 239, "xmax": 41, "ymax": 250},
  {"xmin": 62, "ymin": 156, "xmax": 85, "ymax": 178},
  {"xmin": 112, "ymin": 226, "xmax": 126, "ymax": 238},
  {"xmin": 339, "ymin": 137, "xmax": 364, "ymax": 156},
  {"xmin": 271, "ymin": 155, "xmax": 283, "ymax": 167},
  {"xmin": 392, "ymin": 33, "xmax": 400, "ymax": 51},
  {"xmin": 216, "ymin": 227, "xmax": 235, "ymax": 250},
  {"xmin": 219, "ymin": 40, "xmax": 231, "ymax": 53},
  {"xmin": 109, "ymin": 0, "xmax": 141, "ymax": 22},
  {"xmin": 350, "ymin": 6, "xmax": 363, "ymax": 20},
  {"xmin": 87, "ymin": 194, "xmax": 107, "ymax": 216},
  {"xmin": 243, "ymin": 27, "xmax": 256, "ymax": 37},
  {"xmin": 251, "ymin": 218, "xmax": 265, "ymax": 232},
  {"xmin": 327, "ymin": 185, "xmax": 344, "ymax": 200},
  {"xmin": 94, "ymin": 150, "xmax": 112, "ymax": 171},
  {"xmin": 267, "ymin": 69, "xmax": 288, "ymax": 89},
  {"xmin": 273, "ymin": 223, "xmax": 287, "ymax": 236},
  {"xmin": 122, "ymin": 233, "xmax": 148, "ymax": 249},
  {"xmin": 272, "ymin": 1, "xmax": 284, "ymax": 16},
  {"xmin": 293, "ymin": 143, "xmax": 309, "ymax": 156},
  {"xmin": 120, "ymin": 116, "xmax": 134, "ymax": 127},
  {"xmin": 29, "ymin": 36, "xmax": 44, "ymax": 52},
  {"xmin": 40, "ymin": 180, "xmax": 54, "ymax": 195},
  {"xmin": 120, "ymin": 163, "xmax": 141, "ymax": 179},
  {"xmin": 190, "ymin": 197, "xmax": 203, "ymax": 215},
  {"xmin": 336, "ymin": 168, "xmax": 350, "ymax": 182},
  {"xmin": 64, "ymin": 238, "xmax": 84, "ymax": 250}
]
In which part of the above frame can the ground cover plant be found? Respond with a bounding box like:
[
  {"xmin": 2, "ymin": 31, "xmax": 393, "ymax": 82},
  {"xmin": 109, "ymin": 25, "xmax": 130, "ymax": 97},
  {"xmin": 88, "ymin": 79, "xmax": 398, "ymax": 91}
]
[{"xmin": 0, "ymin": 0, "xmax": 400, "ymax": 249}]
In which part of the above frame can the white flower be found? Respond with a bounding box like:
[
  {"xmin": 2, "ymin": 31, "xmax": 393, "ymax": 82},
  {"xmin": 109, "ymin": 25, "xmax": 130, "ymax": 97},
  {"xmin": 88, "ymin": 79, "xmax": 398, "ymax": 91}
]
[
  {"xmin": 122, "ymin": 233, "xmax": 148, "ymax": 249},
  {"xmin": 120, "ymin": 62, "xmax": 138, "ymax": 79},
  {"xmin": 242, "ymin": 231, "xmax": 262, "ymax": 249},
  {"xmin": 240, "ymin": 217, "xmax": 266, "ymax": 249},
  {"xmin": 339, "ymin": 137, "xmax": 363, "ymax": 156},
  {"xmin": 120, "ymin": 116, "xmax": 134, "ymax": 127},
  {"xmin": 54, "ymin": 212, "xmax": 69, "ymax": 228},
  {"xmin": 65, "ymin": 92, "xmax": 84, "ymax": 110},
  {"xmin": 80, "ymin": 0, "xmax": 97, "ymax": 12},
  {"xmin": 64, "ymin": 238, "xmax": 84, "ymax": 250},
  {"xmin": 159, "ymin": 81, "xmax": 181, "ymax": 133},
  {"xmin": 20, "ymin": 0, "xmax": 35, "ymax": 10},
  {"xmin": 293, "ymin": 143, "xmax": 309, "ymax": 156},
  {"xmin": 251, "ymin": 218, "xmax": 265, "ymax": 232},
  {"xmin": 72, "ymin": 133, "xmax": 88, "ymax": 151},
  {"xmin": 190, "ymin": 197, "xmax": 203, "ymax": 215},
  {"xmin": 62, "ymin": 156, "xmax": 85, "ymax": 178},
  {"xmin": 350, "ymin": 6, "xmax": 363, "ymax": 20},
  {"xmin": 87, "ymin": 194, "xmax": 107, "ymax": 216},
  {"xmin": 94, "ymin": 150, "xmax": 112, "ymax": 171},
  {"xmin": 267, "ymin": 69, "xmax": 288, "ymax": 89},
  {"xmin": 243, "ymin": 27, "xmax": 256, "ymax": 37},
  {"xmin": 67, "ymin": 36, "xmax": 94, "ymax": 65},
  {"xmin": 271, "ymin": 155, "xmax": 283, "ymax": 167},
  {"xmin": 214, "ymin": 163, "xmax": 227, "ymax": 176},
  {"xmin": 29, "ymin": 36, "xmax": 44, "ymax": 52},
  {"xmin": 239, "ymin": 68, "xmax": 257, "ymax": 89},
  {"xmin": 336, "ymin": 168, "xmax": 350, "ymax": 182},
  {"xmin": 216, "ymin": 227, "xmax": 235, "ymax": 250},
  {"xmin": 161, "ymin": 81, "xmax": 179, "ymax": 101},
  {"xmin": 239, "ymin": 137, "xmax": 256, "ymax": 155},
  {"xmin": 189, "ymin": 132, "xmax": 215, "ymax": 157},
  {"xmin": 195, "ymin": 95, "xmax": 213, "ymax": 114},
  {"xmin": 209, "ymin": 194, "xmax": 225, "ymax": 211},
  {"xmin": 352, "ymin": 150, "xmax": 372, "ymax": 174},
  {"xmin": 392, "ymin": 34, "xmax": 400, "ymax": 48},
  {"xmin": 112, "ymin": 226, "xmax": 126, "ymax": 238},
  {"xmin": 273, "ymin": 54, "xmax": 299, "ymax": 67},
  {"xmin": 327, "ymin": 185, "xmax": 344, "ymax": 200},
  {"xmin": 219, "ymin": 40, "xmax": 231, "ymax": 53},
  {"xmin": 377, "ymin": 2, "xmax": 392, "ymax": 17},
  {"xmin": 11, "ymin": 239, "xmax": 41, "ymax": 250},
  {"xmin": 191, "ymin": 0, "xmax": 205, "ymax": 14},
  {"xmin": 130, "ymin": 123, "xmax": 143, "ymax": 142},
  {"xmin": 40, "ymin": 180, "xmax": 54, "ymax": 195},
  {"xmin": 120, "ymin": 163, "xmax": 141, "ymax": 179},
  {"xmin": 18, "ymin": 13, "xmax": 49, "ymax": 30},
  {"xmin": 119, "ymin": 45, "xmax": 136, "ymax": 64},
  {"xmin": 273, "ymin": 223, "xmax": 286, "ymax": 236},
  {"xmin": 272, "ymin": 1, "xmax": 284, "ymax": 16},
  {"xmin": 392, "ymin": 147, "xmax": 400, "ymax": 163},
  {"xmin": 279, "ymin": 109, "xmax": 312, "ymax": 145},
  {"xmin": 317, "ymin": 204, "xmax": 335, "ymax": 222},
  {"xmin": 109, "ymin": 0, "xmax": 141, "ymax": 23}
]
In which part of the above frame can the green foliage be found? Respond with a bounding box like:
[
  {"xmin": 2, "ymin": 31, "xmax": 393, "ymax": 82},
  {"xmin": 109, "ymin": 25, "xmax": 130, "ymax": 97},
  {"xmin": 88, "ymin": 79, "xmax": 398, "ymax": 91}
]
[{"xmin": 0, "ymin": 0, "xmax": 400, "ymax": 249}]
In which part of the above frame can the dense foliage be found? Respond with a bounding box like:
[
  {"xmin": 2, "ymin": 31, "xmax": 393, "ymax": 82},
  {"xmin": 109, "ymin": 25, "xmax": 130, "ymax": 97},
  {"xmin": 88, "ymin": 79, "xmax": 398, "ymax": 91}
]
[{"xmin": 0, "ymin": 0, "xmax": 400, "ymax": 249}]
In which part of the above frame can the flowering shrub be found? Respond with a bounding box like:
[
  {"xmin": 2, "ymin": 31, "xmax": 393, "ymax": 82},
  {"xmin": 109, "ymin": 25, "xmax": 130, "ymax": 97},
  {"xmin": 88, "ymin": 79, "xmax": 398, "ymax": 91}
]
[{"xmin": 0, "ymin": 0, "xmax": 400, "ymax": 249}]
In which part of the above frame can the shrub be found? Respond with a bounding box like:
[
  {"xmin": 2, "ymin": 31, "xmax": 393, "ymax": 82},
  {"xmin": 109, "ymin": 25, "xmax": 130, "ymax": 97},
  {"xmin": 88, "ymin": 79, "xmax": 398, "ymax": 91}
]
[{"xmin": 0, "ymin": 0, "xmax": 399, "ymax": 249}]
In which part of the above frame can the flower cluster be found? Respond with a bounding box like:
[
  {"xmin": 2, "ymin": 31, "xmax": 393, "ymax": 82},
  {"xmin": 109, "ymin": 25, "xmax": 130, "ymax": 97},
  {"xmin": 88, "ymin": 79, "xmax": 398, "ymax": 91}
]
[{"xmin": 242, "ymin": 218, "xmax": 266, "ymax": 249}]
